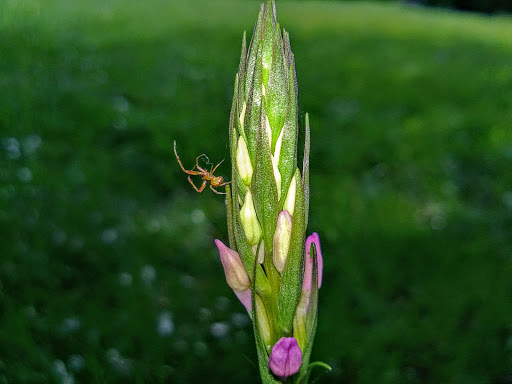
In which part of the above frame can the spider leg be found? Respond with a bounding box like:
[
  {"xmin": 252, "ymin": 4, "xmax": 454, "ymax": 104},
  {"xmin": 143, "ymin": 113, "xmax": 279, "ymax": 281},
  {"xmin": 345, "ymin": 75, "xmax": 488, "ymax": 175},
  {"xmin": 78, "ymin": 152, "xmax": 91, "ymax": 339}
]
[
  {"xmin": 211, "ymin": 158, "xmax": 225, "ymax": 174},
  {"xmin": 210, "ymin": 184, "xmax": 227, "ymax": 195},
  {"xmin": 174, "ymin": 141, "xmax": 203, "ymax": 175},
  {"xmin": 195, "ymin": 154, "xmax": 211, "ymax": 173},
  {"xmin": 188, "ymin": 176, "xmax": 207, "ymax": 193}
]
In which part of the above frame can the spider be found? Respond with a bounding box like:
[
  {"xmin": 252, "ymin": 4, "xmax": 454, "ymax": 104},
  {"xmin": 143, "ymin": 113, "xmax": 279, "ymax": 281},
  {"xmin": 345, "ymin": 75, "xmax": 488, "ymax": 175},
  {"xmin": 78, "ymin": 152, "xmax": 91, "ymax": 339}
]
[{"xmin": 173, "ymin": 141, "xmax": 230, "ymax": 195}]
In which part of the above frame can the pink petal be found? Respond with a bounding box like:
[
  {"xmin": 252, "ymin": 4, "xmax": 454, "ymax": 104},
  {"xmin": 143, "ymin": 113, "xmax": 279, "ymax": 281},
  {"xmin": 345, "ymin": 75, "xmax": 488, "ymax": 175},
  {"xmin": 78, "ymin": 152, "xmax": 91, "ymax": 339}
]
[{"xmin": 234, "ymin": 288, "xmax": 252, "ymax": 313}]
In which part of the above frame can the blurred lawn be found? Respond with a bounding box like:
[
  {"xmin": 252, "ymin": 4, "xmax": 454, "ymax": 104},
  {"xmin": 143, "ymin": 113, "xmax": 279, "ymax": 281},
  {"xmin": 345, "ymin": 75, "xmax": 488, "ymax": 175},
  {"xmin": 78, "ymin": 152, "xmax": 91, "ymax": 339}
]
[{"xmin": 1, "ymin": 0, "xmax": 512, "ymax": 383}]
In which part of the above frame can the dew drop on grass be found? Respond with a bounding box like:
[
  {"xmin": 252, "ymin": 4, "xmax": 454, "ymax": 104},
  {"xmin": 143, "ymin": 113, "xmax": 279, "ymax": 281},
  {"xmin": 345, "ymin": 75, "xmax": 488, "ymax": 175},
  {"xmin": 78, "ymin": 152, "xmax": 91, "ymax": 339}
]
[
  {"xmin": 231, "ymin": 312, "xmax": 250, "ymax": 328},
  {"xmin": 180, "ymin": 274, "xmax": 195, "ymax": 289},
  {"xmin": 157, "ymin": 311, "xmax": 174, "ymax": 337},
  {"xmin": 193, "ymin": 341, "xmax": 208, "ymax": 356},
  {"xmin": 22, "ymin": 134, "xmax": 42, "ymax": 154},
  {"xmin": 214, "ymin": 296, "xmax": 230, "ymax": 312},
  {"xmin": 17, "ymin": 167, "xmax": 32, "ymax": 183},
  {"xmin": 59, "ymin": 317, "xmax": 81, "ymax": 334},
  {"xmin": 106, "ymin": 348, "xmax": 131, "ymax": 376},
  {"xmin": 3, "ymin": 137, "xmax": 20, "ymax": 159},
  {"xmin": 198, "ymin": 307, "xmax": 212, "ymax": 322},
  {"xmin": 52, "ymin": 230, "xmax": 67, "ymax": 246},
  {"xmin": 190, "ymin": 209, "xmax": 205, "ymax": 224},
  {"xmin": 141, "ymin": 264, "xmax": 156, "ymax": 284},
  {"xmin": 502, "ymin": 191, "xmax": 512, "ymax": 209},
  {"xmin": 67, "ymin": 354, "xmax": 85, "ymax": 372},
  {"xmin": 101, "ymin": 228, "xmax": 118, "ymax": 244},
  {"xmin": 210, "ymin": 322, "xmax": 230, "ymax": 339},
  {"xmin": 118, "ymin": 272, "xmax": 132, "ymax": 287}
]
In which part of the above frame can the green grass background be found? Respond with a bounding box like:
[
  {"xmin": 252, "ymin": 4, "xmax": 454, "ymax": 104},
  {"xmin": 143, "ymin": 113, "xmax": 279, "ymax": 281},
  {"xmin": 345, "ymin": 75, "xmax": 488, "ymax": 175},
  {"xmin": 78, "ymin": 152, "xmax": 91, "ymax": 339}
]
[{"xmin": 1, "ymin": 0, "xmax": 511, "ymax": 382}]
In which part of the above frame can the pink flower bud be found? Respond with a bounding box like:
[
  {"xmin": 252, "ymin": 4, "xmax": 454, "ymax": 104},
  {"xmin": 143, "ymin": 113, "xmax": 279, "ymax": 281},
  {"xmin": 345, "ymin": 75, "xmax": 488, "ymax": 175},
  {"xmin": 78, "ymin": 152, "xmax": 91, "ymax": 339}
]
[
  {"xmin": 215, "ymin": 239, "xmax": 250, "ymax": 292},
  {"xmin": 269, "ymin": 337, "xmax": 303, "ymax": 379},
  {"xmin": 302, "ymin": 232, "xmax": 323, "ymax": 292}
]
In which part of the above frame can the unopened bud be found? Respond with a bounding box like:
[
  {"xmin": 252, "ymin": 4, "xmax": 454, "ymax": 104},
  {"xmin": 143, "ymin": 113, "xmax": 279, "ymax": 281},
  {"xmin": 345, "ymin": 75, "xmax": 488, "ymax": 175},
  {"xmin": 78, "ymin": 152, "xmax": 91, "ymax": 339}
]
[
  {"xmin": 239, "ymin": 102, "xmax": 247, "ymax": 130},
  {"xmin": 256, "ymin": 295, "xmax": 272, "ymax": 349},
  {"xmin": 237, "ymin": 136, "xmax": 252, "ymax": 186},
  {"xmin": 257, "ymin": 240, "xmax": 265, "ymax": 264},
  {"xmin": 283, "ymin": 173, "xmax": 297, "ymax": 216},
  {"xmin": 240, "ymin": 190, "xmax": 262, "ymax": 246},
  {"xmin": 215, "ymin": 239, "xmax": 250, "ymax": 292},
  {"xmin": 269, "ymin": 337, "xmax": 303, "ymax": 379},
  {"xmin": 273, "ymin": 210, "xmax": 293, "ymax": 273}
]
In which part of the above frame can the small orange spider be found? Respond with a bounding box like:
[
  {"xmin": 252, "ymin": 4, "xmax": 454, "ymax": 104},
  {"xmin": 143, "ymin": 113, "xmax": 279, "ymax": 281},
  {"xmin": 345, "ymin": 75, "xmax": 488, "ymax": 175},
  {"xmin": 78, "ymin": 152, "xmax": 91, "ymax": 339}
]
[{"xmin": 173, "ymin": 141, "xmax": 230, "ymax": 195}]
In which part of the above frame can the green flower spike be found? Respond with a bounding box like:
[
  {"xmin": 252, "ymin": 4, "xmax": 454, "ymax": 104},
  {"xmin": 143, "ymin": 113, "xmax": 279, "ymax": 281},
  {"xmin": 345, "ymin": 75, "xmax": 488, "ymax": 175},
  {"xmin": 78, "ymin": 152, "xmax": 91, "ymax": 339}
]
[{"xmin": 214, "ymin": 1, "xmax": 331, "ymax": 382}]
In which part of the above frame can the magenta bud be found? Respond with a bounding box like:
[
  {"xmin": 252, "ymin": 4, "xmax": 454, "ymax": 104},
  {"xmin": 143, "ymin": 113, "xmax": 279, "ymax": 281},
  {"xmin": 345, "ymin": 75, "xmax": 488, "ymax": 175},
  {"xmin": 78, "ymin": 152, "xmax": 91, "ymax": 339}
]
[
  {"xmin": 269, "ymin": 337, "xmax": 303, "ymax": 379},
  {"xmin": 302, "ymin": 232, "xmax": 323, "ymax": 292}
]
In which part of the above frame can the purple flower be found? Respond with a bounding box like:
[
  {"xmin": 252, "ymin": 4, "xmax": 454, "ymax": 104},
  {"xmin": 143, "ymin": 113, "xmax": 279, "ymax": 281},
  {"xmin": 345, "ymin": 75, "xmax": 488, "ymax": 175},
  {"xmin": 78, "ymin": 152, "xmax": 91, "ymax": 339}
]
[
  {"xmin": 302, "ymin": 232, "xmax": 323, "ymax": 292},
  {"xmin": 269, "ymin": 337, "xmax": 303, "ymax": 379}
]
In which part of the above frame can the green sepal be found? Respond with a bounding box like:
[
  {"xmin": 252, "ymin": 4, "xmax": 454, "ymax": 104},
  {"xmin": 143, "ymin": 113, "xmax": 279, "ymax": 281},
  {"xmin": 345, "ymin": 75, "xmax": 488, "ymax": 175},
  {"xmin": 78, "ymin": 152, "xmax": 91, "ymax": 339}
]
[
  {"xmin": 277, "ymin": 168, "xmax": 305, "ymax": 333},
  {"xmin": 251, "ymin": 97, "xmax": 279, "ymax": 263},
  {"xmin": 266, "ymin": 23, "xmax": 288, "ymax": 151},
  {"xmin": 245, "ymin": 43, "xmax": 263, "ymax": 163},
  {"xmin": 303, "ymin": 113, "xmax": 310, "ymax": 227},
  {"xmin": 228, "ymin": 74, "xmax": 240, "ymax": 250},
  {"xmin": 226, "ymin": 185, "xmax": 236, "ymax": 251},
  {"xmin": 277, "ymin": 64, "xmax": 298, "ymax": 208},
  {"xmin": 237, "ymin": 31, "xmax": 248, "ymax": 103},
  {"xmin": 282, "ymin": 30, "xmax": 297, "ymax": 102},
  {"xmin": 296, "ymin": 243, "xmax": 319, "ymax": 383},
  {"xmin": 261, "ymin": 1, "xmax": 275, "ymax": 90},
  {"xmin": 252, "ymin": 259, "xmax": 281, "ymax": 384},
  {"xmin": 244, "ymin": 3, "xmax": 265, "ymax": 99}
]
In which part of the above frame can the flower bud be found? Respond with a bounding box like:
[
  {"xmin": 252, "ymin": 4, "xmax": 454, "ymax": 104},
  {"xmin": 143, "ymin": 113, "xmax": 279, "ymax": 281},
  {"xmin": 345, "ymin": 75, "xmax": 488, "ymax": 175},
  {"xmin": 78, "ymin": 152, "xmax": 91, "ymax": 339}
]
[
  {"xmin": 240, "ymin": 190, "xmax": 262, "ymax": 246},
  {"xmin": 283, "ymin": 173, "xmax": 297, "ymax": 216},
  {"xmin": 255, "ymin": 295, "xmax": 272, "ymax": 349},
  {"xmin": 303, "ymin": 232, "xmax": 323, "ymax": 292},
  {"xmin": 237, "ymin": 136, "xmax": 252, "ymax": 186},
  {"xmin": 269, "ymin": 337, "xmax": 303, "ymax": 379},
  {"xmin": 273, "ymin": 210, "xmax": 293, "ymax": 273},
  {"xmin": 215, "ymin": 239, "xmax": 250, "ymax": 292}
]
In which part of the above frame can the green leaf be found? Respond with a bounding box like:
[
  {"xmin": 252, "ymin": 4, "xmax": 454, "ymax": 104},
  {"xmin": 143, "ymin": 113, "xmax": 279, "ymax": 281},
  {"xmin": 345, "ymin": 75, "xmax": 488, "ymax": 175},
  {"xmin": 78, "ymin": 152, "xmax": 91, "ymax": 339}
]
[{"xmin": 277, "ymin": 168, "xmax": 305, "ymax": 334}]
